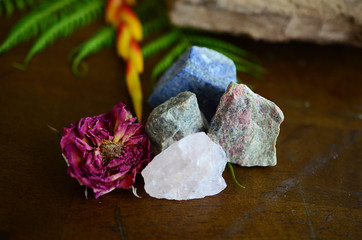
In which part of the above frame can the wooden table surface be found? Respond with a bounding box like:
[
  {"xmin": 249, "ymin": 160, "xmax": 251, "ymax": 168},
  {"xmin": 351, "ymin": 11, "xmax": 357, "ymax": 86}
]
[{"xmin": 1, "ymin": 14, "xmax": 361, "ymax": 240}]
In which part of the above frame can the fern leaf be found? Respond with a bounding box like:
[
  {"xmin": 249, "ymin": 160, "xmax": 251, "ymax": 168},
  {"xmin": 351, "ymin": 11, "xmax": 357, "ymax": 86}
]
[
  {"xmin": 13, "ymin": 0, "xmax": 26, "ymax": 11},
  {"xmin": 234, "ymin": 64, "xmax": 260, "ymax": 79},
  {"xmin": 24, "ymin": 0, "xmax": 104, "ymax": 65},
  {"xmin": 24, "ymin": 0, "xmax": 47, "ymax": 7},
  {"xmin": 24, "ymin": 0, "xmax": 36, "ymax": 5},
  {"xmin": 71, "ymin": 25, "xmax": 115, "ymax": 76},
  {"xmin": 0, "ymin": 0, "xmax": 48, "ymax": 16},
  {"xmin": 135, "ymin": 0, "xmax": 164, "ymax": 21},
  {"xmin": 234, "ymin": 61, "xmax": 265, "ymax": 79},
  {"xmin": 0, "ymin": 0, "xmax": 80, "ymax": 54},
  {"xmin": 3, "ymin": 0, "xmax": 14, "ymax": 16},
  {"xmin": 151, "ymin": 42, "xmax": 188, "ymax": 81},
  {"xmin": 23, "ymin": 0, "xmax": 34, "ymax": 5},
  {"xmin": 142, "ymin": 30, "xmax": 180, "ymax": 59},
  {"xmin": 212, "ymin": 48, "xmax": 265, "ymax": 79},
  {"xmin": 142, "ymin": 14, "xmax": 169, "ymax": 38},
  {"xmin": 186, "ymin": 34, "xmax": 260, "ymax": 63}
]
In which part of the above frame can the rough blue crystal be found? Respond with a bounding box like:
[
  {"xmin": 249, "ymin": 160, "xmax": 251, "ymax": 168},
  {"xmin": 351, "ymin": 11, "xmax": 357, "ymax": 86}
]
[{"xmin": 148, "ymin": 46, "xmax": 237, "ymax": 120}]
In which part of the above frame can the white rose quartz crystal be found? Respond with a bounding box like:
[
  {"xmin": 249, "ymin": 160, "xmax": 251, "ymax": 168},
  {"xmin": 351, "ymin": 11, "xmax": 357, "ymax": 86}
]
[{"xmin": 142, "ymin": 132, "xmax": 228, "ymax": 200}]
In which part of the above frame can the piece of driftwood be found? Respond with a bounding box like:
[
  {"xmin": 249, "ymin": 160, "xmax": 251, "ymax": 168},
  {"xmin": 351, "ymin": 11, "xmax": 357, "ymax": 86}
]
[{"xmin": 169, "ymin": 0, "xmax": 362, "ymax": 46}]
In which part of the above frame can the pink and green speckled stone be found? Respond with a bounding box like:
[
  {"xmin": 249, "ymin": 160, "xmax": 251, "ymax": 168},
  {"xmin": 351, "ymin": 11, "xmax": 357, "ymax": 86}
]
[{"xmin": 208, "ymin": 82, "xmax": 284, "ymax": 167}]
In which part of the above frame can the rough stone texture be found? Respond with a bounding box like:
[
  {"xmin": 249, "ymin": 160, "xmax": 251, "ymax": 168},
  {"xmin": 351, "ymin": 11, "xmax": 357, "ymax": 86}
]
[
  {"xmin": 141, "ymin": 132, "xmax": 228, "ymax": 200},
  {"xmin": 169, "ymin": 0, "xmax": 362, "ymax": 47},
  {"xmin": 208, "ymin": 82, "xmax": 284, "ymax": 167},
  {"xmin": 148, "ymin": 46, "xmax": 237, "ymax": 120},
  {"xmin": 146, "ymin": 91, "xmax": 209, "ymax": 154}
]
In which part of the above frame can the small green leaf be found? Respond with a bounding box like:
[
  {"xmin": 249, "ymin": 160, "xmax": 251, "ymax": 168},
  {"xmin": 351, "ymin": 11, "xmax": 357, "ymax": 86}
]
[
  {"xmin": 135, "ymin": 0, "xmax": 164, "ymax": 21},
  {"xmin": 47, "ymin": 124, "xmax": 62, "ymax": 137},
  {"xmin": 142, "ymin": 14, "xmax": 169, "ymax": 38},
  {"xmin": 151, "ymin": 42, "xmax": 188, "ymax": 81},
  {"xmin": 24, "ymin": 0, "xmax": 35, "ymax": 6},
  {"xmin": 14, "ymin": 0, "xmax": 26, "ymax": 11},
  {"xmin": 142, "ymin": 30, "xmax": 180, "ymax": 59},
  {"xmin": 3, "ymin": 0, "xmax": 14, "ymax": 16},
  {"xmin": 228, "ymin": 162, "xmax": 245, "ymax": 189},
  {"xmin": 215, "ymin": 49, "xmax": 265, "ymax": 75},
  {"xmin": 71, "ymin": 25, "xmax": 115, "ymax": 76},
  {"xmin": 13, "ymin": 62, "xmax": 27, "ymax": 71},
  {"xmin": 235, "ymin": 63, "xmax": 262, "ymax": 79}
]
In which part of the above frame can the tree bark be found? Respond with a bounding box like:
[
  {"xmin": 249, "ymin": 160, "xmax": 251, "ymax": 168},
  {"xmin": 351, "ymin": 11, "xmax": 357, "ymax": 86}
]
[{"xmin": 169, "ymin": 0, "xmax": 362, "ymax": 46}]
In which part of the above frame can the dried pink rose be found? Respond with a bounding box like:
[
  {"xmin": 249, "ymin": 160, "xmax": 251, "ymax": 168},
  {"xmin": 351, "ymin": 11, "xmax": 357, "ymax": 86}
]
[{"xmin": 60, "ymin": 102, "xmax": 152, "ymax": 198}]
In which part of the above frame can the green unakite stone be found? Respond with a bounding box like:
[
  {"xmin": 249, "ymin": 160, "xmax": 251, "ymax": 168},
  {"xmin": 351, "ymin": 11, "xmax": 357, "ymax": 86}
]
[{"xmin": 208, "ymin": 82, "xmax": 284, "ymax": 167}]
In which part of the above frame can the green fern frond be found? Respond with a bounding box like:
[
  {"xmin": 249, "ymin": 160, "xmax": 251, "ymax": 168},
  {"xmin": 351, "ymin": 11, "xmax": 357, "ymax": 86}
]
[
  {"xmin": 23, "ymin": 0, "xmax": 34, "ymax": 5},
  {"xmin": 0, "ymin": 0, "xmax": 50, "ymax": 16},
  {"xmin": 142, "ymin": 14, "xmax": 170, "ymax": 38},
  {"xmin": 23, "ymin": 0, "xmax": 104, "ymax": 65},
  {"xmin": 234, "ymin": 64, "xmax": 259, "ymax": 79},
  {"xmin": 186, "ymin": 34, "xmax": 260, "ymax": 63},
  {"xmin": 2, "ymin": 0, "xmax": 14, "ymax": 16},
  {"xmin": 212, "ymin": 48, "xmax": 265, "ymax": 79},
  {"xmin": 142, "ymin": 30, "xmax": 180, "ymax": 59},
  {"xmin": 13, "ymin": 0, "xmax": 26, "ymax": 11},
  {"xmin": 235, "ymin": 62, "xmax": 264, "ymax": 79},
  {"xmin": 221, "ymin": 51, "xmax": 265, "ymax": 74},
  {"xmin": 151, "ymin": 42, "xmax": 188, "ymax": 81},
  {"xmin": 71, "ymin": 25, "xmax": 115, "ymax": 76},
  {"xmin": 0, "ymin": 0, "xmax": 80, "ymax": 54},
  {"xmin": 135, "ymin": 0, "xmax": 165, "ymax": 21},
  {"xmin": 24, "ymin": 0, "xmax": 50, "ymax": 8}
]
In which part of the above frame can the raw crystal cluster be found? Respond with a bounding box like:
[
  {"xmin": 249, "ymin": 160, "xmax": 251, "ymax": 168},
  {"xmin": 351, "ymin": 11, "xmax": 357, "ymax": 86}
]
[
  {"xmin": 208, "ymin": 82, "xmax": 284, "ymax": 167},
  {"xmin": 146, "ymin": 91, "xmax": 208, "ymax": 154},
  {"xmin": 143, "ymin": 46, "xmax": 285, "ymax": 200},
  {"xmin": 141, "ymin": 132, "xmax": 227, "ymax": 200},
  {"xmin": 148, "ymin": 46, "xmax": 237, "ymax": 120}
]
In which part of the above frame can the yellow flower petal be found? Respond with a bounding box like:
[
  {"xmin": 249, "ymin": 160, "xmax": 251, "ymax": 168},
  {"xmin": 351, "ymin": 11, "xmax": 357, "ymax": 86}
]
[
  {"xmin": 116, "ymin": 23, "xmax": 131, "ymax": 59},
  {"xmin": 126, "ymin": 61, "xmax": 143, "ymax": 122},
  {"xmin": 129, "ymin": 39, "xmax": 144, "ymax": 73},
  {"xmin": 105, "ymin": 0, "xmax": 122, "ymax": 26},
  {"xmin": 125, "ymin": 0, "xmax": 136, "ymax": 6},
  {"xmin": 120, "ymin": 4, "xmax": 143, "ymax": 41}
]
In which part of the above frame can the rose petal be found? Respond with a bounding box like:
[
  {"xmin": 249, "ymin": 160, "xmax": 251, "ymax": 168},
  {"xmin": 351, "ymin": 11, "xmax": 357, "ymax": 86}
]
[
  {"xmin": 118, "ymin": 164, "xmax": 141, "ymax": 189},
  {"xmin": 60, "ymin": 125, "xmax": 78, "ymax": 150},
  {"xmin": 75, "ymin": 137, "xmax": 93, "ymax": 153},
  {"xmin": 64, "ymin": 144, "xmax": 84, "ymax": 168},
  {"xmin": 93, "ymin": 187, "xmax": 116, "ymax": 199},
  {"xmin": 106, "ymin": 102, "xmax": 130, "ymax": 133},
  {"xmin": 120, "ymin": 124, "xmax": 142, "ymax": 144},
  {"xmin": 61, "ymin": 102, "xmax": 152, "ymax": 198}
]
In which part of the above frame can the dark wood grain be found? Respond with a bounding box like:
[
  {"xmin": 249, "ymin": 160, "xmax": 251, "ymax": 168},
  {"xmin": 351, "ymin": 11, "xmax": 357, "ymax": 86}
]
[{"xmin": 0, "ymin": 14, "xmax": 361, "ymax": 240}]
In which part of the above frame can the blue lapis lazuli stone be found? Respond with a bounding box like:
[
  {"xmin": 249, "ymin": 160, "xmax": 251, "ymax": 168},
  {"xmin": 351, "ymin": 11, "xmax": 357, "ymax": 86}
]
[{"xmin": 148, "ymin": 46, "xmax": 237, "ymax": 120}]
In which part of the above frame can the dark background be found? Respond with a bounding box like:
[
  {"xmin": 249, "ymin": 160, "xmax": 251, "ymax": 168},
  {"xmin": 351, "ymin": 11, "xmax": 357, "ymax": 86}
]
[{"xmin": 1, "ymin": 12, "xmax": 361, "ymax": 240}]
